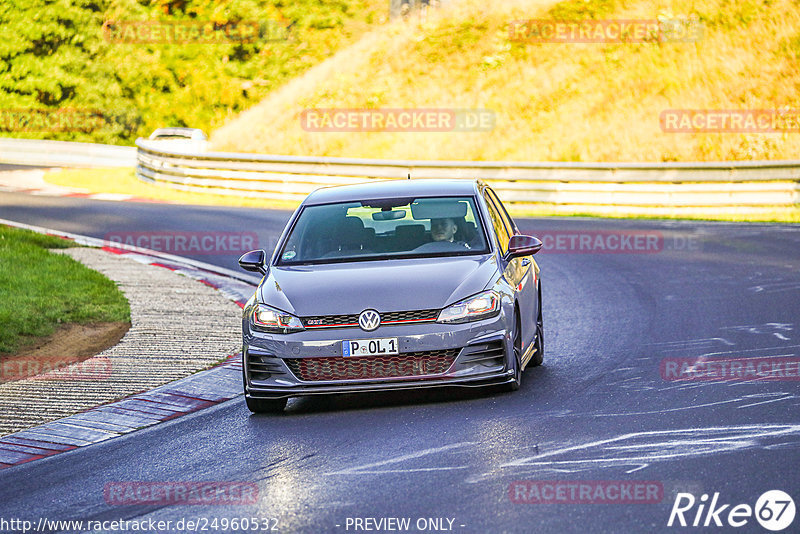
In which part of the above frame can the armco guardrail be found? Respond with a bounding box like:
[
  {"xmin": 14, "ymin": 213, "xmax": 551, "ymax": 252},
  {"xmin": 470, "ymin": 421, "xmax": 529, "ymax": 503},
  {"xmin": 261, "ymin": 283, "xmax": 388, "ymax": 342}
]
[
  {"xmin": 136, "ymin": 138, "xmax": 800, "ymax": 207},
  {"xmin": 0, "ymin": 138, "xmax": 136, "ymax": 168}
]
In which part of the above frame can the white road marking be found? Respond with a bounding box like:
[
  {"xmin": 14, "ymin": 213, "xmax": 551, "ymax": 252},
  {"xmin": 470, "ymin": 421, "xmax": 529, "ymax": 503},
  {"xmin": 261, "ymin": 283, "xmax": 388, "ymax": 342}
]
[
  {"xmin": 750, "ymin": 282, "xmax": 800, "ymax": 293},
  {"xmin": 89, "ymin": 193, "xmax": 134, "ymax": 201},
  {"xmin": 650, "ymin": 337, "xmax": 735, "ymax": 349},
  {"xmin": 492, "ymin": 424, "xmax": 800, "ymax": 473},
  {"xmin": 737, "ymin": 394, "xmax": 795, "ymax": 409},
  {"xmin": 592, "ymin": 398, "xmax": 742, "ymax": 417},
  {"xmin": 696, "ymin": 345, "xmax": 800, "ymax": 358},
  {"xmin": 325, "ymin": 442, "xmax": 476, "ymax": 476},
  {"xmin": 624, "ymin": 464, "xmax": 649, "ymax": 474},
  {"xmin": 329, "ymin": 467, "xmax": 469, "ymax": 474}
]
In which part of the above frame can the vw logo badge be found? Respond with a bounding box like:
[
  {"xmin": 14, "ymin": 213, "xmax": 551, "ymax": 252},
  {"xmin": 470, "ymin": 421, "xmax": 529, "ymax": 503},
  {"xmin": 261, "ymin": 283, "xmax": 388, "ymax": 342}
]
[{"xmin": 358, "ymin": 309, "xmax": 381, "ymax": 332}]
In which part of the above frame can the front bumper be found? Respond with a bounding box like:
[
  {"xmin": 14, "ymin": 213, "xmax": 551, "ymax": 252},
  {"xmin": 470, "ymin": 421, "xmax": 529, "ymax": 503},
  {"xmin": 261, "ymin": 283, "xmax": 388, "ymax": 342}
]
[{"xmin": 243, "ymin": 315, "xmax": 513, "ymax": 400}]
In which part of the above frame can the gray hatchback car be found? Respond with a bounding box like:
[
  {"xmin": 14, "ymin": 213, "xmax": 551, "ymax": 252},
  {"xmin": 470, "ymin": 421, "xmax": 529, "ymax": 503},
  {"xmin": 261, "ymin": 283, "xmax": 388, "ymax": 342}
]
[{"xmin": 238, "ymin": 179, "xmax": 544, "ymax": 412}]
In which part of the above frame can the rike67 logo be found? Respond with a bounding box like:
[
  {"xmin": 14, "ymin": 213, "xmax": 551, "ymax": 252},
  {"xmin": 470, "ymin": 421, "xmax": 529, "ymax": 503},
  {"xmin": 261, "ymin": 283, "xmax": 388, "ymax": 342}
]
[{"xmin": 668, "ymin": 490, "xmax": 795, "ymax": 531}]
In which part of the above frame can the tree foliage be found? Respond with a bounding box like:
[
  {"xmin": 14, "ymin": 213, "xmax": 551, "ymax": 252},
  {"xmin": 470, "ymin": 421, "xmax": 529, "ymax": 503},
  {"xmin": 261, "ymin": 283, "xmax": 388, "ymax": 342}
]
[{"xmin": 0, "ymin": 0, "xmax": 382, "ymax": 144}]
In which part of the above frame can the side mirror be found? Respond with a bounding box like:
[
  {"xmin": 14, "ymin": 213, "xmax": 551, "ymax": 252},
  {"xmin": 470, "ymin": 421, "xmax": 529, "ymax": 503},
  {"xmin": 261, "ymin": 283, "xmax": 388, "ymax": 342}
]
[
  {"xmin": 238, "ymin": 249, "xmax": 267, "ymax": 274},
  {"xmin": 506, "ymin": 234, "xmax": 542, "ymax": 259}
]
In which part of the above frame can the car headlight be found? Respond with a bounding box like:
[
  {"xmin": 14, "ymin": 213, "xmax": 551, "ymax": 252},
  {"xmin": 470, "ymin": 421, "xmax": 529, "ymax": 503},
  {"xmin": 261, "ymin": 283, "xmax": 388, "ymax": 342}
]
[
  {"xmin": 251, "ymin": 304, "xmax": 305, "ymax": 333},
  {"xmin": 437, "ymin": 290, "xmax": 500, "ymax": 324}
]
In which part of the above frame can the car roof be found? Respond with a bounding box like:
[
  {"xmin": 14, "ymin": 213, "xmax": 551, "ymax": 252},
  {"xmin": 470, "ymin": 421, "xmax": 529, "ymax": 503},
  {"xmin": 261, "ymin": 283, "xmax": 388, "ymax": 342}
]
[{"xmin": 303, "ymin": 179, "xmax": 481, "ymax": 206}]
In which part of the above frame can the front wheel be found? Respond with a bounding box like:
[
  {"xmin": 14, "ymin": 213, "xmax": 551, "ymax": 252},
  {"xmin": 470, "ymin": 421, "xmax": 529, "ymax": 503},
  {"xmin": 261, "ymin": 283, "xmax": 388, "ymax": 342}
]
[
  {"xmin": 505, "ymin": 312, "xmax": 523, "ymax": 391},
  {"xmin": 245, "ymin": 396, "xmax": 287, "ymax": 413},
  {"xmin": 530, "ymin": 281, "xmax": 544, "ymax": 367}
]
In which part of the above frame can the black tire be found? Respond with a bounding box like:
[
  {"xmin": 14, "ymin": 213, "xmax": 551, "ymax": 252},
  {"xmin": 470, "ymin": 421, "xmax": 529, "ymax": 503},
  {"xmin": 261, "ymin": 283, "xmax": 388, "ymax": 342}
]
[
  {"xmin": 505, "ymin": 311, "xmax": 523, "ymax": 391},
  {"xmin": 530, "ymin": 281, "xmax": 544, "ymax": 366},
  {"xmin": 242, "ymin": 358, "xmax": 287, "ymax": 413},
  {"xmin": 245, "ymin": 396, "xmax": 287, "ymax": 413}
]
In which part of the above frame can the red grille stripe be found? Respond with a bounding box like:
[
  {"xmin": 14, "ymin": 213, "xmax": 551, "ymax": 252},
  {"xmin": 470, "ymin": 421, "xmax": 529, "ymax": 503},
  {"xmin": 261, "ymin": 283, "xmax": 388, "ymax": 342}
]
[{"xmin": 304, "ymin": 323, "xmax": 359, "ymax": 329}]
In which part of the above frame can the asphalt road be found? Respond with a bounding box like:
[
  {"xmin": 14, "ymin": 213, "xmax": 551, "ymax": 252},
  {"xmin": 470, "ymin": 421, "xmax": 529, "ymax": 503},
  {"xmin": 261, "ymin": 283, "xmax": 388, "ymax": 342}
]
[
  {"xmin": 1, "ymin": 191, "xmax": 799, "ymax": 533},
  {"xmin": 0, "ymin": 191, "xmax": 293, "ymax": 272}
]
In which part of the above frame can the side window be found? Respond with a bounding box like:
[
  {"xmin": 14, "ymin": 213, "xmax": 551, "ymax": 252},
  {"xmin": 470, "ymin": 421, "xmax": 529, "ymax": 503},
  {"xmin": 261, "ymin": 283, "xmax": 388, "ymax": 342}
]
[
  {"xmin": 487, "ymin": 188, "xmax": 517, "ymax": 236},
  {"xmin": 483, "ymin": 193, "xmax": 511, "ymax": 253}
]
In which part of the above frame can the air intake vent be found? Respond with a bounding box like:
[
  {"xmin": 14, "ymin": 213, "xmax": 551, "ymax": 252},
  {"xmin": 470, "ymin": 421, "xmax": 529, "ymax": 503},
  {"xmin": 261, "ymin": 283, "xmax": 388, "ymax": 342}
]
[
  {"xmin": 285, "ymin": 349, "xmax": 458, "ymax": 381},
  {"xmin": 459, "ymin": 340, "xmax": 505, "ymax": 367},
  {"xmin": 247, "ymin": 353, "xmax": 286, "ymax": 381}
]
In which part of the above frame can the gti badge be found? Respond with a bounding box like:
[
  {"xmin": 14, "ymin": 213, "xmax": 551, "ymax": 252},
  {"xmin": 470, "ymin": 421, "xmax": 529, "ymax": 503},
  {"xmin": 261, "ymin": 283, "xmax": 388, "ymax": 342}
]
[{"xmin": 358, "ymin": 309, "xmax": 381, "ymax": 332}]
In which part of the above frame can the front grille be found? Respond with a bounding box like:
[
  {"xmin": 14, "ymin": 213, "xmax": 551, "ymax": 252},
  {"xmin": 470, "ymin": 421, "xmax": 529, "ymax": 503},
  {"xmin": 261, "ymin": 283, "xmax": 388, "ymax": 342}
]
[
  {"xmin": 301, "ymin": 309, "xmax": 439, "ymax": 329},
  {"xmin": 302, "ymin": 314, "xmax": 359, "ymax": 328},
  {"xmin": 384, "ymin": 309, "xmax": 440, "ymax": 322},
  {"xmin": 285, "ymin": 349, "xmax": 459, "ymax": 381}
]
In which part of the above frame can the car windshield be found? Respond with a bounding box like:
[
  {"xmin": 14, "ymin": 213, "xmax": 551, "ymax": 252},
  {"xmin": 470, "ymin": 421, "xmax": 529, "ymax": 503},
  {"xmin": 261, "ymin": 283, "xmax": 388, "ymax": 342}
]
[{"xmin": 277, "ymin": 196, "xmax": 489, "ymax": 265}]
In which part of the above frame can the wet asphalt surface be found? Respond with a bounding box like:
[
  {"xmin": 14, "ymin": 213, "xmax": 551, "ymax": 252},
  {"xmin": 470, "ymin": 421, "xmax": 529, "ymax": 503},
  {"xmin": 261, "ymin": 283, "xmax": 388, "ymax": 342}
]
[{"xmin": 0, "ymin": 191, "xmax": 799, "ymax": 533}]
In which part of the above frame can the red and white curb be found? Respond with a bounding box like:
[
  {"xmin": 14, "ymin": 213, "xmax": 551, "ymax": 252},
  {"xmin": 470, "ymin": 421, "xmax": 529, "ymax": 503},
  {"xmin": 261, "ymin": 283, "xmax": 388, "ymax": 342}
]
[
  {"xmin": 0, "ymin": 357, "xmax": 244, "ymax": 469},
  {"xmin": 0, "ymin": 219, "xmax": 262, "ymax": 470},
  {"xmin": 0, "ymin": 167, "xmax": 171, "ymax": 203}
]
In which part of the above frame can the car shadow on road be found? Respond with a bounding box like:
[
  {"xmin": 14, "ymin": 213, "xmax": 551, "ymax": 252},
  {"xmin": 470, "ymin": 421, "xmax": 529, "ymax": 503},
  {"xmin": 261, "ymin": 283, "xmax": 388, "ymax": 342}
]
[
  {"xmin": 284, "ymin": 387, "xmax": 494, "ymax": 415},
  {"xmin": 248, "ymin": 365, "xmax": 554, "ymax": 417}
]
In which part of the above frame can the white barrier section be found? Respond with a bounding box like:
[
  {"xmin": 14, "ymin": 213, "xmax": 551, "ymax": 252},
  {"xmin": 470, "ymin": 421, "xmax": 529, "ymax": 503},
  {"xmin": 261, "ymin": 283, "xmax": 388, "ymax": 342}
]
[{"xmin": 2, "ymin": 131, "xmax": 799, "ymax": 207}]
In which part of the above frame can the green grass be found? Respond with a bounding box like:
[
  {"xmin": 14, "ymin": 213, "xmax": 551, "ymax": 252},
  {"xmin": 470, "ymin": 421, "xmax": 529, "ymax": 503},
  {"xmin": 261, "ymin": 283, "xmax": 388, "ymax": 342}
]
[
  {"xmin": 548, "ymin": 0, "xmax": 621, "ymax": 21},
  {"xmin": 0, "ymin": 226, "xmax": 131, "ymax": 354},
  {"xmin": 507, "ymin": 205, "xmax": 800, "ymax": 223}
]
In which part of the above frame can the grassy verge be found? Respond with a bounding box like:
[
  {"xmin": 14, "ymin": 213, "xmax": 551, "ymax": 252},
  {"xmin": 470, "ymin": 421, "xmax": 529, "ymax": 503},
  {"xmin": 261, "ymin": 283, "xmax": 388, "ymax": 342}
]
[
  {"xmin": 0, "ymin": 226, "xmax": 131, "ymax": 355},
  {"xmin": 45, "ymin": 168, "xmax": 799, "ymax": 223},
  {"xmin": 506, "ymin": 204, "xmax": 800, "ymax": 223}
]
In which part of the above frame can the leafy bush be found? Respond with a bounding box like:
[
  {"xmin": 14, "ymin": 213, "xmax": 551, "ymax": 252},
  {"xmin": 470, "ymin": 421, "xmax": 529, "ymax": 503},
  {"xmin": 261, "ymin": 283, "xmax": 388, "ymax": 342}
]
[
  {"xmin": 548, "ymin": 0, "xmax": 622, "ymax": 21},
  {"xmin": 0, "ymin": 0, "xmax": 383, "ymax": 145}
]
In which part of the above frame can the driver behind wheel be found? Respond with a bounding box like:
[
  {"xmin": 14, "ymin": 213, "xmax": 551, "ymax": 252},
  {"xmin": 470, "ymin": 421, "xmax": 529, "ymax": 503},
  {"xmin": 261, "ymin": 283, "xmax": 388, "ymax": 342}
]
[{"xmin": 430, "ymin": 217, "xmax": 458, "ymax": 242}]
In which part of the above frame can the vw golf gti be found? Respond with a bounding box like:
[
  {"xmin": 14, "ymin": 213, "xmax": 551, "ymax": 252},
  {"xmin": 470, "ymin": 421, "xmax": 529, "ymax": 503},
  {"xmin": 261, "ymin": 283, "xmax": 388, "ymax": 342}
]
[{"xmin": 238, "ymin": 179, "xmax": 544, "ymax": 412}]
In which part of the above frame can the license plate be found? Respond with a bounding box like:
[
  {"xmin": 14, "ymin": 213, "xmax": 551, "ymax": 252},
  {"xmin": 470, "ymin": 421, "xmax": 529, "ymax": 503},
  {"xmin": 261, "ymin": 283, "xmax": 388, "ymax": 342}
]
[{"xmin": 342, "ymin": 338, "xmax": 399, "ymax": 357}]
